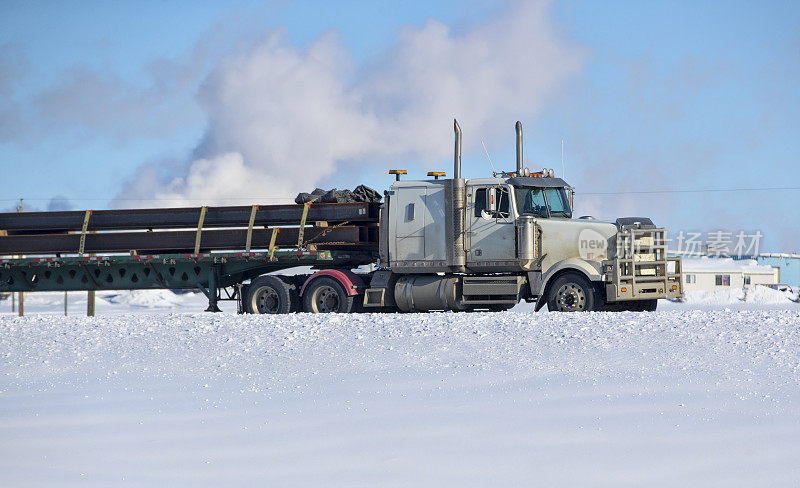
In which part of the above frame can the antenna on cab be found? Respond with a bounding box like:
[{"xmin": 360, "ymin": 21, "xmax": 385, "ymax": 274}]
[{"xmin": 481, "ymin": 140, "xmax": 497, "ymax": 176}]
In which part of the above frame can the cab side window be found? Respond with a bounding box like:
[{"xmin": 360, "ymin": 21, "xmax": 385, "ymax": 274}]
[
  {"xmin": 475, "ymin": 188, "xmax": 487, "ymax": 217},
  {"xmin": 475, "ymin": 187, "xmax": 510, "ymax": 219},
  {"xmin": 496, "ymin": 188, "xmax": 510, "ymax": 217}
]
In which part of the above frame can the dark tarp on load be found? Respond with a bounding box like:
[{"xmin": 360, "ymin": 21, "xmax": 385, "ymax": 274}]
[
  {"xmin": 295, "ymin": 185, "xmax": 382, "ymax": 204},
  {"xmin": 352, "ymin": 185, "xmax": 382, "ymax": 203},
  {"xmin": 295, "ymin": 188, "xmax": 327, "ymax": 204}
]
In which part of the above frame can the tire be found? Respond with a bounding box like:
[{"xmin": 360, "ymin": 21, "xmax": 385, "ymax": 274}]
[
  {"xmin": 302, "ymin": 276, "xmax": 355, "ymax": 313},
  {"xmin": 244, "ymin": 276, "xmax": 297, "ymax": 314},
  {"xmin": 546, "ymin": 272, "xmax": 602, "ymax": 312}
]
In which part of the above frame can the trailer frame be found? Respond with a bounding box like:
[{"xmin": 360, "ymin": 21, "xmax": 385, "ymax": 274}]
[{"xmin": 0, "ymin": 249, "xmax": 377, "ymax": 312}]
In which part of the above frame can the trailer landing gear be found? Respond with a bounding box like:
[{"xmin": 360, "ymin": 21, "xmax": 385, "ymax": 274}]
[{"xmin": 201, "ymin": 267, "xmax": 222, "ymax": 312}]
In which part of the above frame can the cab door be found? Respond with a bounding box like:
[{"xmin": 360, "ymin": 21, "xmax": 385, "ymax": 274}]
[
  {"xmin": 392, "ymin": 186, "xmax": 426, "ymax": 260},
  {"xmin": 467, "ymin": 184, "xmax": 515, "ymax": 263}
]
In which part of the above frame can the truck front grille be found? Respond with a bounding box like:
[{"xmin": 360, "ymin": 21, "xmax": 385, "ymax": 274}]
[{"xmin": 603, "ymin": 226, "xmax": 683, "ymax": 300}]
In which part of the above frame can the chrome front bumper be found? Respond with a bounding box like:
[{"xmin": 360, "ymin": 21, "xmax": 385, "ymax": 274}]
[{"xmin": 603, "ymin": 227, "xmax": 683, "ymax": 302}]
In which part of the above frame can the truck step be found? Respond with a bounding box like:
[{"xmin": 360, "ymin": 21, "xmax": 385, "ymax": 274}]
[{"xmin": 462, "ymin": 275, "xmax": 524, "ymax": 297}]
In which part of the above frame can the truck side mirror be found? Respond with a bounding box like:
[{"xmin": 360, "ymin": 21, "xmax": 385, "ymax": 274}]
[{"xmin": 486, "ymin": 188, "xmax": 496, "ymax": 213}]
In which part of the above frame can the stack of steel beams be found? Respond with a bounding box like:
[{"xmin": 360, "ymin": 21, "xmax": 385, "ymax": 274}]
[{"xmin": 0, "ymin": 203, "xmax": 379, "ymax": 255}]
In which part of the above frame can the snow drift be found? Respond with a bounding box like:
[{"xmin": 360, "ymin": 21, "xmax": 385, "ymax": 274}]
[
  {"xmin": 2, "ymin": 309, "xmax": 800, "ymax": 486},
  {"xmin": 680, "ymin": 285, "xmax": 797, "ymax": 306}
]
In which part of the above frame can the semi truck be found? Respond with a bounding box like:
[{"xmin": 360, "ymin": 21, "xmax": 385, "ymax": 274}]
[{"xmin": 0, "ymin": 121, "xmax": 682, "ymax": 313}]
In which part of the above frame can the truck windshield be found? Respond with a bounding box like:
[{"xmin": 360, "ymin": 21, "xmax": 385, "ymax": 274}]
[
  {"xmin": 543, "ymin": 188, "xmax": 572, "ymax": 218},
  {"xmin": 513, "ymin": 187, "xmax": 572, "ymax": 218}
]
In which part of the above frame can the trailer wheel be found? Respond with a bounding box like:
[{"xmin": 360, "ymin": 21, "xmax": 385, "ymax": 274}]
[
  {"xmin": 303, "ymin": 276, "xmax": 354, "ymax": 313},
  {"xmin": 546, "ymin": 272, "xmax": 602, "ymax": 312},
  {"xmin": 245, "ymin": 276, "xmax": 295, "ymax": 314}
]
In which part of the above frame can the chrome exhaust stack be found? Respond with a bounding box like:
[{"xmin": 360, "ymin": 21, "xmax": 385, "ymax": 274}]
[
  {"xmin": 515, "ymin": 121, "xmax": 523, "ymax": 175},
  {"xmin": 453, "ymin": 119, "xmax": 462, "ymax": 179},
  {"xmin": 446, "ymin": 119, "xmax": 466, "ymax": 272}
]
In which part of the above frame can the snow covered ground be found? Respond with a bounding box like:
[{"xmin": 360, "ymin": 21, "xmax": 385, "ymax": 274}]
[
  {"xmin": 1, "ymin": 292, "xmax": 799, "ymax": 486},
  {"xmin": 1, "ymin": 283, "xmax": 797, "ymax": 317}
]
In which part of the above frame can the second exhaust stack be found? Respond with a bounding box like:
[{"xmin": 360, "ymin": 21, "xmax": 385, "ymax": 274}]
[
  {"xmin": 447, "ymin": 119, "xmax": 466, "ymax": 271},
  {"xmin": 515, "ymin": 121, "xmax": 523, "ymax": 175},
  {"xmin": 454, "ymin": 119, "xmax": 462, "ymax": 179}
]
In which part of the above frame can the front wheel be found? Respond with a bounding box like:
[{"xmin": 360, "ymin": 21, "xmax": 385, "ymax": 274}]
[
  {"xmin": 302, "ymin": 277, "xmax": 355, "ymax": 313},
  {"xmin": 546, "ymin": 272, "xmax": 602, "ymax": 312}
]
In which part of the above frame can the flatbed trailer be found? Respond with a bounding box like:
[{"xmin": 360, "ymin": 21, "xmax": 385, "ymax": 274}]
[{"xmin": 0, "ymin": 201, "xmax": 380, "ymax": 312}]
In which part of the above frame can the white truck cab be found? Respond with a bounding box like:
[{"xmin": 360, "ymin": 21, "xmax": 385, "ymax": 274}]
[{"xmin": 366, "ymin": 120, "xmax": 683, "ymax": 312}]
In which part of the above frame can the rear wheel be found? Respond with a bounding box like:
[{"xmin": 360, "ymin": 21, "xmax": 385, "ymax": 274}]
[
  {"xmin": 245, "ymin": 276, "xmax": 297, "ymax": 314},
  {"xmin": 546, "ymin": 272, "xmax": 602, "ymax": 312},
  {"xmin": 303, "ymin": 277, "xmax": 355, "ymax": 313}
]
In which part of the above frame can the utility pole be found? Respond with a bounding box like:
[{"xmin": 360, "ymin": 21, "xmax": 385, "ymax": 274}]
[
  {"xmin": 65, "ymin": 291, "xmax": 68, "ymax": 316},
  {"xmin": 87, "ymin": 252, "xmax": 96, "ymax": 317},
  {"xmin": 79, "ymin": 210, "xmax": 96, "ymax": 317},
  {"xmin": 16, "ymin": 199, "xmax": 24, "ymax": 317}
]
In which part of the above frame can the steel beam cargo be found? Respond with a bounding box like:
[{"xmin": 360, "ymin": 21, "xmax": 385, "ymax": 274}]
[
  {"xmin": 0, "ymin": 203, "xmax": 379, "ymax": 234},
  {"xmin": 0, "ymin": 226, "xmax": 377, "ymax": 255}
]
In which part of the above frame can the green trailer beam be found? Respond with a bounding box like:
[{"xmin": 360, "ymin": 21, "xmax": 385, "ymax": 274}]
[{"xmin": 0, "ymin": 250, "xmax": 376, "ymax": 294}]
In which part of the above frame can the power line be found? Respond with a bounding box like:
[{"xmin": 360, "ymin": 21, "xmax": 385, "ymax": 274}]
[{"xmin": 578, "ymin": 187, "xmax": 800, "ymax": 196}]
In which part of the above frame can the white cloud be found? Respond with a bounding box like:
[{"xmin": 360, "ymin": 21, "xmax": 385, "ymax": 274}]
[
  {"xmin": 118, "ymin": 0, "xmax": 583, "ymax": 206},
  {"xmin": 147, "ymin": 153, "xmax": 275, "ymax": 206}
]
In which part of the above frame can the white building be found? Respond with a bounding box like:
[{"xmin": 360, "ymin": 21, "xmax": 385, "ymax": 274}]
[{"xmin": 681, "ymin": 257, "xmax": 779, "ymax": 292}]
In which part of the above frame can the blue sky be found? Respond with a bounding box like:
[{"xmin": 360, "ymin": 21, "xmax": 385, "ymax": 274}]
[{"xmin": 1, "ymin": 0, "xmax": 798, "ymax": 251}]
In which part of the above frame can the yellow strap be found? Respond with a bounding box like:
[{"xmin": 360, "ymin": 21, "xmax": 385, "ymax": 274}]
[
  {"xmin": 194, "ymin": 206, "xmax": 207, "ymax": 255},
  {"xmin": 78, "ymin": 210, "xmax": 91, "ymax": 256},
  {"xmin": 268, "ymin": 228, "xmax": 279, "ymax": 261},
  {"xmin": 297, "ymin": 202, "xmax": 311, "ymax": 248},
  {"xmin": 245, "ymin": 205, "xmax": 258, "ymax": 253}
]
